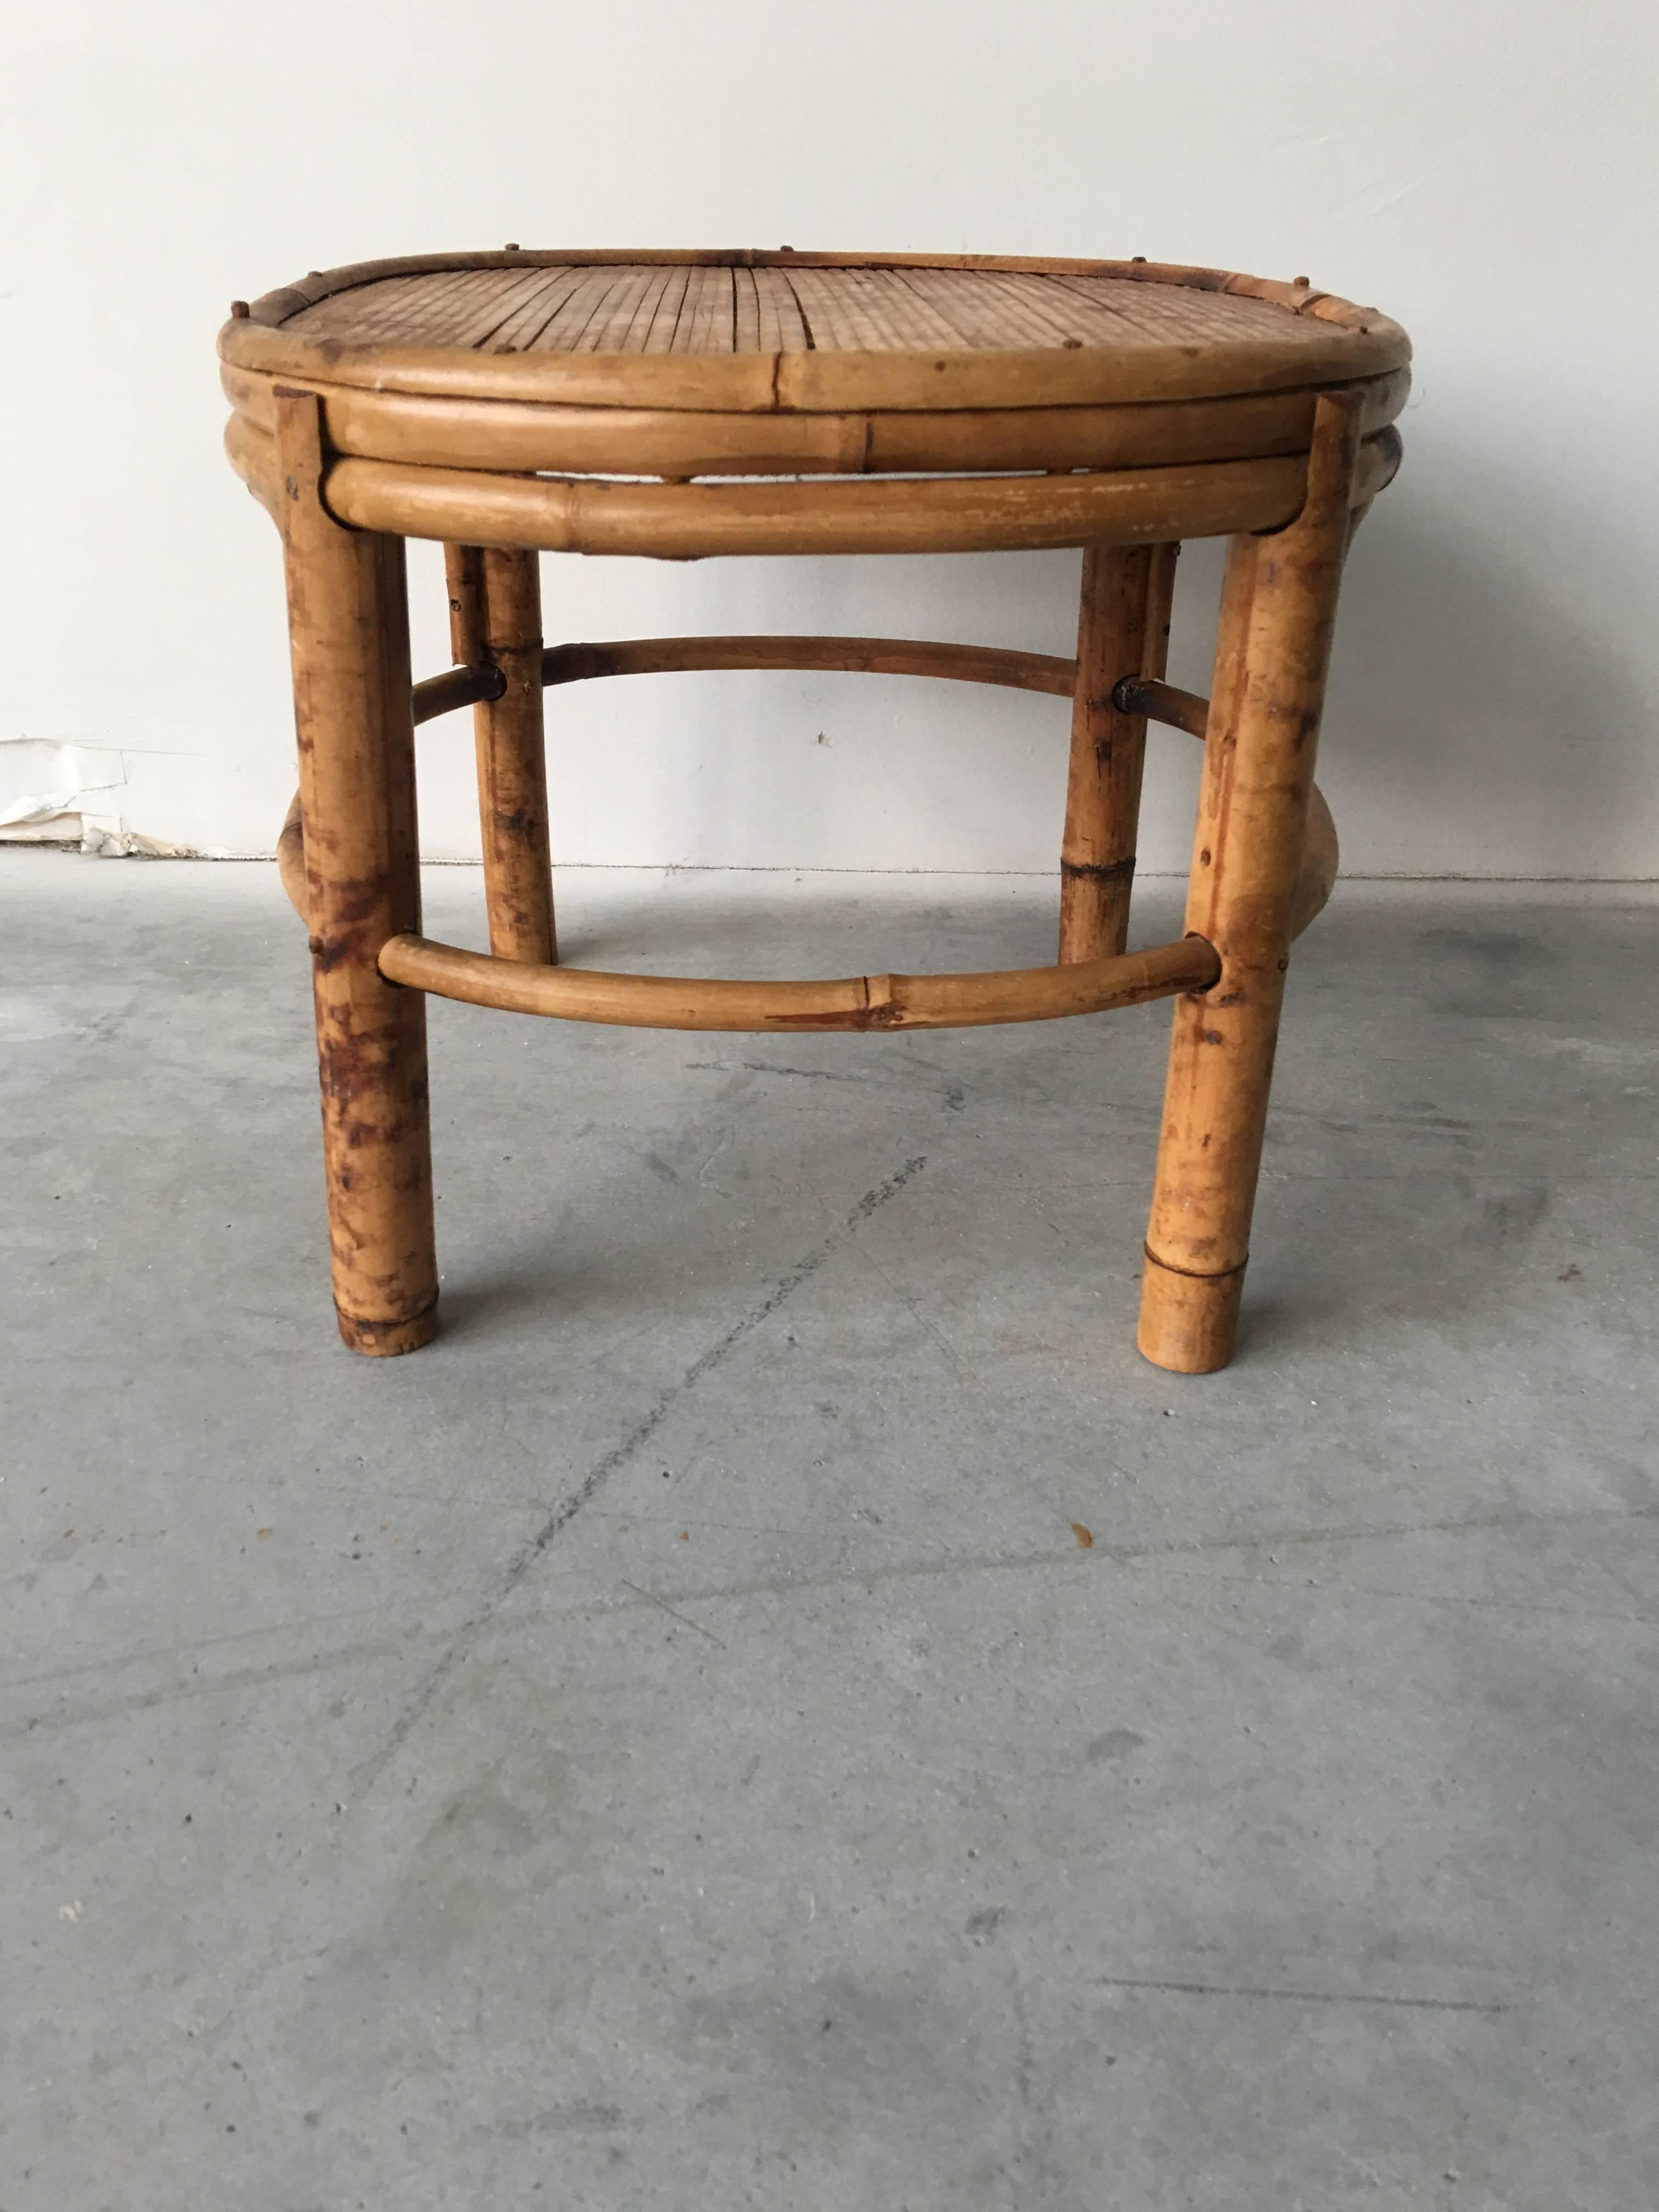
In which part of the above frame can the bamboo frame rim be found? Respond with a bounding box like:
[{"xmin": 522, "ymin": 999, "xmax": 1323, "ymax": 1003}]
[
  {"xmin": 221, "ymin": 362, "xmax": 1411, "ymax": 481},
  {"xmin": 334, "ymin": 440, "xmax": 1393, "ymax": 561},
  {"xmin": 376, "ymin": 930, "xmax": 1222, "ymax": 1032},
  {"xmin": 229, "ymin": 418, "xmax": 1400, "ymax": 561}
]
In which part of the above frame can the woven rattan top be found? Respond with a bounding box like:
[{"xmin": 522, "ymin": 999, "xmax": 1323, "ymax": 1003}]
[
  {"xmin": 225, "ymin": 251, "xmax": 1409, "ymax": 415},
  {"xmin": 283, "ymin": 259, "xmax": 1359, "ymax": 359}
]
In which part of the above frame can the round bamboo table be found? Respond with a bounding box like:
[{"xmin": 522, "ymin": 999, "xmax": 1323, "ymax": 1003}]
[{"xmin": 219, "ymin": 249, "xmax": 1409, "ymax": 1372}]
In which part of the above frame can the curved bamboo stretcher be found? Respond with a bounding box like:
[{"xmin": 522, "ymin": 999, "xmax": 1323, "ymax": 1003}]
[
  {"xmin": 224, "ymin": 247, "xmax": 1407, "ymax": 1370},
  {"xmin": 271, "ymin": 640, "xmax": 1339, "ymax": 1026}
]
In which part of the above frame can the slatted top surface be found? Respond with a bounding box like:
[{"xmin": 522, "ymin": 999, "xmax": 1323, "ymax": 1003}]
[
  {"xmin": 227, "ymin": 252, "xmax": 1408, "ymax": 413},
  {"xmin": 280, "ymin": 259, "xmax": 1358, "ymax": 360}
]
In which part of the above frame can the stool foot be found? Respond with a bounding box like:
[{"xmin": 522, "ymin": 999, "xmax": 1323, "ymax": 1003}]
[
  {"xmin": 1136, "ymin": 1251, "xmax": 1245, "ymax": 1374},
  {"xmin": 336, "ymin": 1303, "xmax": 440, "ymax": 1358}
]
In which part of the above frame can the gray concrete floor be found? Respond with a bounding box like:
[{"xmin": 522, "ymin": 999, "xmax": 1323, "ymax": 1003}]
[{"xmin": 3, "ymin": 850, "xmax": 1658, "ymax": 2211}]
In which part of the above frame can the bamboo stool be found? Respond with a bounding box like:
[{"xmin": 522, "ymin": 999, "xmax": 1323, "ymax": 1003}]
[{"xmin": 219, "ymin": 249, "xmax": 1409, "ymax": 1372}]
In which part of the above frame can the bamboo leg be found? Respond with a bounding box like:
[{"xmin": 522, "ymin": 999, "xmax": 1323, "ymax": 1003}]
[
  {"xmin": 276, "ymin": 392, "xmax": 438, "ymax": 1357},
  {"xmin": 1138, "ymin": 394, "xmax": 1363, "ymax": 1373},
  {"xmin": 1058, "ymin": 541, "xmax": 1177, "ymax": 960},
  {"xmin": 464, "ymin": 546, "xmax": 556, "ymax": 964}
]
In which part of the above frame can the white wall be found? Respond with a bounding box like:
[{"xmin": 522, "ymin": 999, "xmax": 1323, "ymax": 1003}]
[{"xmin": 5, "ymin": 0, "xmax": 1656, "ymax": 876}]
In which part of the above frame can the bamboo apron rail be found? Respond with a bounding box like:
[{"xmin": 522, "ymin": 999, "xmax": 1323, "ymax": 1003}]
[{"xmin": 221, "ymin": 247, "xmax": 1410, "ymax": 1370}]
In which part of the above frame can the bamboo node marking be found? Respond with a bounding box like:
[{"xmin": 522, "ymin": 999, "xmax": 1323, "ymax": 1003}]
[
  {"xmin": 1142, "ymin": 1245, "xmax": 1249, "ymax": 1284},
  {"xmin": 1060, "ymin": 856, "xmax": 1136, "ymax": 884}
]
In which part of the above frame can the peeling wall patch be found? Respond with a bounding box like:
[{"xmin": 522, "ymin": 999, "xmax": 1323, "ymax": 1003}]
[{"xmin": 0, "ymin": 737, "xmax": 199, "ymax": 856}]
